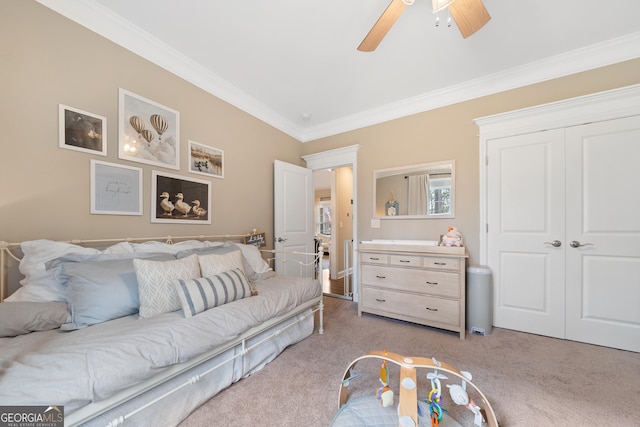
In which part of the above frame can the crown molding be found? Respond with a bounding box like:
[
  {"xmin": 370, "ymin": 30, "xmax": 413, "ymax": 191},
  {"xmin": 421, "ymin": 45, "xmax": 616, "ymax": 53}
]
[
  {"xmin": 37, "ymin": 1, "xmax": 640, "ymax": 143},
  {"xmin": 36, "ymin": 0, "xmax": 303, "ymax": 140},
  {"xmin": 301, "ymin": 31, "xmax": 640, "ymax": 142}
]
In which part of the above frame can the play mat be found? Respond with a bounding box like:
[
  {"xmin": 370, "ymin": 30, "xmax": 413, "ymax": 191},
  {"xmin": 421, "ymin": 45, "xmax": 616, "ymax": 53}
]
[{"xmin": 331, "ymin": 351, "xmax": 498, "ymax": 427}]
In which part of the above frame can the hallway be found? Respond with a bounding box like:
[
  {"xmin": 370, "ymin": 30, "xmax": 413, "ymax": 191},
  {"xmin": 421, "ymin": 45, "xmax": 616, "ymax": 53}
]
[{"xmin": 321, "ymin": 259, "xmax": 352, "ymax": 298}]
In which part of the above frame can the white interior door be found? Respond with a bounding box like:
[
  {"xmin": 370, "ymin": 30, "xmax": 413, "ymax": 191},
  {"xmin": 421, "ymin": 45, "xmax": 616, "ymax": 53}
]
[
  {"xmin": 274, "ymin": 160, "xmax": 314, "ymax": 277},
  {"xmin": 565, "ymin": 116, "xmax": 640, "ymax": 352},
  {"xmin": 487, "ymin": 129, "xmax": 566, "ymax": 338}
]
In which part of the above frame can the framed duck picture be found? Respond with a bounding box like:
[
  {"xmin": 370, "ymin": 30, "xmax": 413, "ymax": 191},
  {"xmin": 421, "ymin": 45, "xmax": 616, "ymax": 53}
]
[{"xmin": 151, "ymin": 171, "xmax": 211, "ymax": 224}]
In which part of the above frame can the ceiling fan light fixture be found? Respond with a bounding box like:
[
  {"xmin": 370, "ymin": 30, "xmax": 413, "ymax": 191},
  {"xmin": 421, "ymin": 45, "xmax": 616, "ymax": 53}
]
[{"xmin": 432, "ymin": 0, "xmax": 456, "ymax": 13}]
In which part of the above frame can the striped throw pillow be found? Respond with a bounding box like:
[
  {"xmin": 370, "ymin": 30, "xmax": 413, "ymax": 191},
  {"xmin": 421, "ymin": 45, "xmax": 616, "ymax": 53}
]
[{"xmin": 173, "ymin": 268, "xmax": 254, "ymax": 317}]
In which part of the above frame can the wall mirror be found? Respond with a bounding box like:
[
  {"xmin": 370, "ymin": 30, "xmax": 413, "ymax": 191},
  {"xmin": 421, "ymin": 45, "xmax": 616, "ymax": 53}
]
[{"xmin": 373, "ymin": 160, "xmax": 455, "ymax": 219}]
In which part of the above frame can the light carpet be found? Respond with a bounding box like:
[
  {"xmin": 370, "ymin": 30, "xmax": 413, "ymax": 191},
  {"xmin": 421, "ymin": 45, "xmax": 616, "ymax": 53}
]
[{"xmin": 179, "ymin": 296, "xmax": 640, "ymax": 427}]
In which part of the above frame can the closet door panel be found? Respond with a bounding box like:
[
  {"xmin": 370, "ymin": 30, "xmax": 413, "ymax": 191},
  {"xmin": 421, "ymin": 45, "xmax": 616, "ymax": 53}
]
[
  {"xmin": 565, "ymin": 116, "xmax": 640, "ymax": 352},
  {"xmin": 487, "ymin": 130, "xmax": 566, "ymax": 338}
]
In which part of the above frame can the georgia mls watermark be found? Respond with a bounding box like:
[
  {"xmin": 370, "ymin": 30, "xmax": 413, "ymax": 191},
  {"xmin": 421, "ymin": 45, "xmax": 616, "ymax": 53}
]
[{"xmin": 0, "ymin": 406, "xmax": 63, "ymax": 427}]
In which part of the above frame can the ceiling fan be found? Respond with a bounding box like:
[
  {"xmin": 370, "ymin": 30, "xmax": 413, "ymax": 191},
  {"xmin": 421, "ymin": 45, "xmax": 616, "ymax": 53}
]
[{"xmin": 358, "ymin": 0, "xmax": 491, "ymax": 52}]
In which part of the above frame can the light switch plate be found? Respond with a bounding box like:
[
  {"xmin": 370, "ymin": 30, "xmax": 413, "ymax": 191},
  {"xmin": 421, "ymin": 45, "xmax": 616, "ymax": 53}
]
[{"xmin": 371, "ymin": 218, "xmax": 380, "ymax": 228}]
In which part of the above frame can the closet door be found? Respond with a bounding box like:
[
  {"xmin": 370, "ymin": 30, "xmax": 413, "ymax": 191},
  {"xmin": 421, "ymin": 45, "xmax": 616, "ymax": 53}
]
[
  {"xmin": 487, "ymin": 129, "xmax": 566, "ymax": 338},
  {"xmin": 565, "ymin": 116, "xmax": 640, "ymax": 352}
]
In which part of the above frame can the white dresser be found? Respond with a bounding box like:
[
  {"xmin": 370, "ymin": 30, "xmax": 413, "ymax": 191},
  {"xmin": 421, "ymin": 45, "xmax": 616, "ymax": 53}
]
[{"xmin": 358, "ymin": 247, "xmax": 467, "ymax": 339}]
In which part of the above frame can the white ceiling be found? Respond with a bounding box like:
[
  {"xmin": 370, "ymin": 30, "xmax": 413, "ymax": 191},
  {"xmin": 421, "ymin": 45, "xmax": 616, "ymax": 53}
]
[{"xmin": 38, "ymin": 0, "xmax": 640, "ymax": 142}]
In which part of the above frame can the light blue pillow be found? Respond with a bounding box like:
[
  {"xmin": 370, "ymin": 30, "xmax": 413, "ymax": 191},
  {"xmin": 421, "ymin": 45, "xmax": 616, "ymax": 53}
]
[
  {"xmin": 52, "ymin": 253, "xmax": 175, "ymax": 329},
  {"xmin": 173, "ymin": 268, "xmax": 254, "ymax": 318}
]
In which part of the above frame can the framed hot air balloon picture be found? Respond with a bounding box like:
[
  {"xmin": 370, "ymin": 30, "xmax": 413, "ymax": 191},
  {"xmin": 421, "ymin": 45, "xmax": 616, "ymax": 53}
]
[{"xmin": 118, "ymin": 89, "xmax": 180, "ymax": 170}]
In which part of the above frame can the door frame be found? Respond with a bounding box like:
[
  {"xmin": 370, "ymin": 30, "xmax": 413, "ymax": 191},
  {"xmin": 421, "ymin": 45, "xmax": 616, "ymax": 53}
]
[
  {"xmin": 303, "ymin": 144, "xmax": 360, "ymax": 302},
  {"xmin": 476, "ymin": 84, "xmax": 640, "ymax": 265}
]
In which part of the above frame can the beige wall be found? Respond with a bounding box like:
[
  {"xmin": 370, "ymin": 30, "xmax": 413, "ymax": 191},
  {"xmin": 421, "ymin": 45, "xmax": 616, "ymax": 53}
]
[
  {"xmin": 301, "ymin": 59, "xmax": 640, "ymax": 265},
  {"xmin": 1, "ymin": 1, "xmax": 302, "ymax": 244}
]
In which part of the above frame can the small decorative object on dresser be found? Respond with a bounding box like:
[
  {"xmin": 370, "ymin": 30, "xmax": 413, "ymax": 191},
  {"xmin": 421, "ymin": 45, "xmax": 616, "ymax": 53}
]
[
  {"xmin": 441, "ymin": 226, "xmax": 464, "ymax": 247},
  {"xmin": 358, "ymin": 242, "xmax": 468, "ymax": 339}
]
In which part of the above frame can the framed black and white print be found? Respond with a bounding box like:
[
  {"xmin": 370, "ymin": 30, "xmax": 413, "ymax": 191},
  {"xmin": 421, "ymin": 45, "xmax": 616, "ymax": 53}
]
[
  {"xmin": 151, "ymin": 170, "xmax": 211, "ymax": 224},
  {"xmin": 118, "ymin": 89, "xmax": 180, "ymax": 170},
  {"xmin": 59, "ymin": 104, "xmax": 107, "ymax": 156},
  {"xmin": 188, "ymin": 140, "xmax": 224, "ymax": 179},
  {"xmin": 91, "ymin": 160, "xmax": 143, "ymax": 215}
]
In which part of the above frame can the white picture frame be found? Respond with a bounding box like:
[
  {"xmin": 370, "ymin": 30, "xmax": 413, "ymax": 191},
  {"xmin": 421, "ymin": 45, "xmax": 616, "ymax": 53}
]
[
  {"xmin": 91, "ymin": 160, "xmax": 143, "ymax": 215},
  {"xmin": 151, "ymin": 170, "xmax": 211, "ymax": 224},
  {"xmin": 118, "ymin": 88, "xmax": 180, "ymax": 170},
  {"xmin": 59, "ymin": 104, "xmax": 107, "ymax": 156},
  {"xmin": 188, "ymin": 140, "xmax": 224, "ymax": 179}
]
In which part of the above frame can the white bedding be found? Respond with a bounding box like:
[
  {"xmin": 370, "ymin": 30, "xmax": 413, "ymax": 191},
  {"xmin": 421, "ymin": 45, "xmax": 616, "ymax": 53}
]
[{"xmin": 0, "ymin": 274, "xmax": 321, "ymax": 414}]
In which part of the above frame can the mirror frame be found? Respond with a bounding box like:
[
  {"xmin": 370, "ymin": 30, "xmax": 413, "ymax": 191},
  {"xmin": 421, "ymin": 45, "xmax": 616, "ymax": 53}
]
[{"xmin": 373, "ymin": 160, "xmax": 455, "ymax": 219}]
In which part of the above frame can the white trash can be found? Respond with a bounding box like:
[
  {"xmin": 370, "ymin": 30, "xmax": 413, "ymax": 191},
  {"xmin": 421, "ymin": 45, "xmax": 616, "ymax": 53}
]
[{"xmin": 466, "ymin": 266, "xmax": 493, "ymax": 336}]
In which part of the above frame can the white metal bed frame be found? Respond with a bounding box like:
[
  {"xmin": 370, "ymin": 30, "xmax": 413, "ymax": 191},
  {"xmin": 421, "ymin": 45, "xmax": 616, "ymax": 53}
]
[{"xmin": 0, "ymin": 233, "xmax": 324, "ymax": 426}]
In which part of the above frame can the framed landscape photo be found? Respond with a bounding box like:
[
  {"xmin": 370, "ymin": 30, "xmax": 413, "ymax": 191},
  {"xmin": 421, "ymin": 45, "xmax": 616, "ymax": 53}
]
[
  {"xmin": 188, "ymin": 140, "xmax": 224, "ymax": 178},
  {"xmin": 119, "ymin": 88, "xmax": 180, "ymax": 170},
  {"xmin": 151, "ymin": 171, "xmax": 211, "ymax": 224},
  {"xmin": 91, "ymin": 160, "xmax": 142, "ymax": 215},
  {"xmin": 59, "ymin": 104, "xmax": 107, "ymax": 156}
]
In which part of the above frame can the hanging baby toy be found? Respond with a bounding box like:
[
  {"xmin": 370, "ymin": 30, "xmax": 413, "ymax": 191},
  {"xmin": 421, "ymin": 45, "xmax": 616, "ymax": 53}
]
[
  {"xmin": 376, "ymin": 350, "xmax": 394, "ymax": 407},
  {"xmin": 426, "ymin": 357, "xmax": 448, "ymax": 427},
  {"xmin": 446, "ymin": 371, "xmax": 486, "ymax": 427}
]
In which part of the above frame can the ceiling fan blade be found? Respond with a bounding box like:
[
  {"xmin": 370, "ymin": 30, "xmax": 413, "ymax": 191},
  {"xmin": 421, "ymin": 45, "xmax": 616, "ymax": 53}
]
[
  {"xmin": 449, "ymin": 0, "xmax": 491, "ymax": 39},
  {"xmin": 358, "ymin": 0, "xmax": 408, "ymax": 52}
]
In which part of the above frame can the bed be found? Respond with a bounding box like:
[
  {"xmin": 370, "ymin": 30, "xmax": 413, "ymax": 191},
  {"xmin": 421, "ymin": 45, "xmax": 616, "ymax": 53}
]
[{"xmin": 0, "ymin": 234, "xmax": 323, "ymax": 426}]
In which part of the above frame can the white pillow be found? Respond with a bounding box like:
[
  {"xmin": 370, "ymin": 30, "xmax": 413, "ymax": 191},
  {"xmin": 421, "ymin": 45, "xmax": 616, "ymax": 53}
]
[
  {"xmin": 198, "ymin": 251, "xmax": 245, "ymax": 276},
  {"xmin": 173, "ymin": 268, "xmax": 254, "ymax": 317},
  {"xmin": 6, "ymin": 240, "xmax": 136, "ymax": 303},
  {"xmin": 232, "ymin": 243, "xmax": 270, "ymax": 274},
  {"xmin": 134, "ymin": 254, "xmax": 201, "ymax": 318}
]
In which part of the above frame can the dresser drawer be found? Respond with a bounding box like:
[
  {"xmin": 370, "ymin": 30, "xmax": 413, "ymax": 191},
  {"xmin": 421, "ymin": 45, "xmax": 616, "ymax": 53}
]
[
  {"xmin": 422, "ymin": 256, "xmax": 461, "ymax": 271},
  {"xmin": 389, "ymin": 254, "xmax": 421, "ymax": 267},
  {"xmin": 361, "ymin": 265, "xmax": 460, "ymax": 298},
  {"xmin": 360, "ymin": 253, "xmax": 388, "ymax": 265},
  {"xmin": 362, "ymin": 287, "xmax": 460, "ymax": 326}
]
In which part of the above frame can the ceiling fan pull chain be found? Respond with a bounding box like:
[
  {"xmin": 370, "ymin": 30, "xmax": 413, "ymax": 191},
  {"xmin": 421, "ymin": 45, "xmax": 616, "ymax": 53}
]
[{"xmin": 447, "ymin": 9, "xmax": 452, "ymax": 27}]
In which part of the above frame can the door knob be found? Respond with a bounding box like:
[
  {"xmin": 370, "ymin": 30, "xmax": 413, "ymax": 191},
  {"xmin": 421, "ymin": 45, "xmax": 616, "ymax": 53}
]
[
  {"xmin": 277, "ymin": 237, "xmax": 287, "ymax": 243},
  {"xmin": 544, "ymin": 240, "xmax": 562, "ymax": 247},
  {"xmin": 570, "ymin": 241, "xmax": 593, "ymax": 248}
]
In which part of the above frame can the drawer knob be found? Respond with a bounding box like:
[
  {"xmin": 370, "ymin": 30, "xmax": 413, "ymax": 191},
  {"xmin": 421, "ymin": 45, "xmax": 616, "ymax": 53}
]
[
  {"xmin": 376, "ymin": 298, "xmax": 386, "ymax": 302},
  {"xmin": 370, "ymin": 257, "xmax": 380, "ymax": 260},
  {"xmin": 434, "ymin": 262, "xmax": 447, "ymax": 266},
  {"xmin": 399, "ymin": 259, "xmax": 411, "ymax": 263},
  {"xmin": 425, "ymin": 307, "xmax": 438, "ymax": 312},
  {"xmin": 426, "ymin": 281, "xmax": 438, "ymax": 285},
  {"xmin": 376, "ymin": 275, "xmax": 386, "ymax": 279}
]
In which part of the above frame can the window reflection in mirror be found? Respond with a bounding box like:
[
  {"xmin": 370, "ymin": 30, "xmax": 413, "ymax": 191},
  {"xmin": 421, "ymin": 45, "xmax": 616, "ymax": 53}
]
[
  {"xmin": 317, "ymin": 201, "xmax": 332, "ymax": 235},
  {"xmin": 374, "ymin": 160, "xmax": 455, "ymax": 219}
]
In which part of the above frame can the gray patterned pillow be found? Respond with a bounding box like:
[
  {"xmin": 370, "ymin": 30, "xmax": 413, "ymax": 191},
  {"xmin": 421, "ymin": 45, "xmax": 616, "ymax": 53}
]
[{"xmin": 0, "ymin": 302, "xmax": 68, "ymax": 337}]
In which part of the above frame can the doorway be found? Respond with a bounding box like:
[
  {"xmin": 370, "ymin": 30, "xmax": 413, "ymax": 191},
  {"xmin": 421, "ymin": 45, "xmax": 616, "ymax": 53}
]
[
  {"xmin": 313, "ymin": 167, "xmax": 353, "ymax": 299},
  {"xmin": 303, "ymin": 145, "xmax": 359, "ymax": 302}
]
